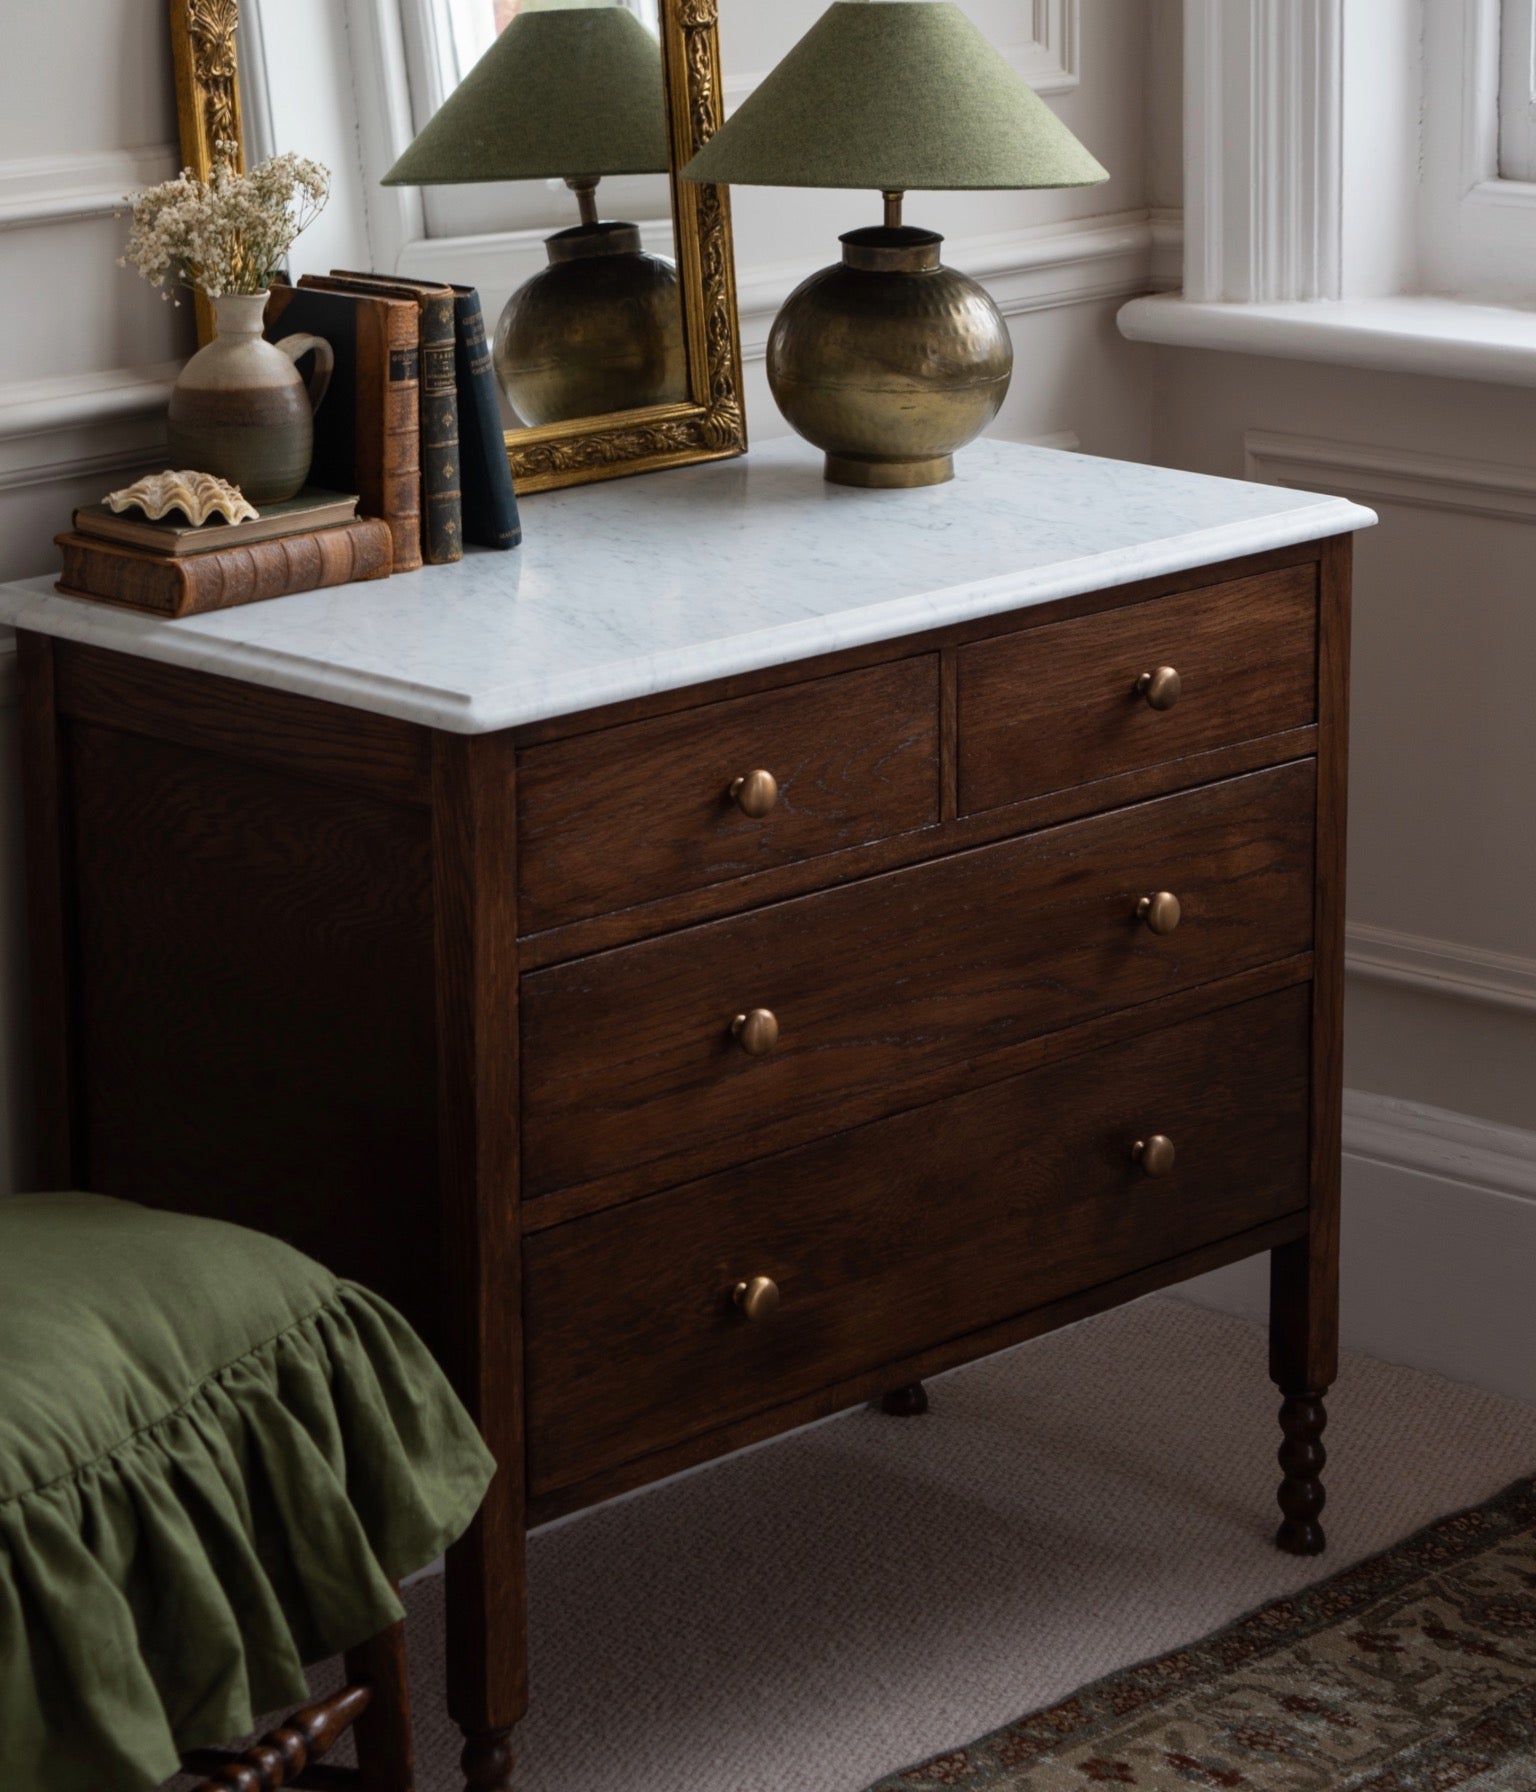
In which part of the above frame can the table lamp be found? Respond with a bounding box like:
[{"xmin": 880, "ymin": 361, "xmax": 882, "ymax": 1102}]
[
  {"xmin": 383, "ymin": 0, "xmax": 686, "ymax": 426},
  {"xmin": 682, "ymin": 0, "xmax": 1108, "ymax": 487}
]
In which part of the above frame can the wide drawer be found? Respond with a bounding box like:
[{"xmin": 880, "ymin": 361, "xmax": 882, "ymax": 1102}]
[
  {"xmin": 524, "ymin": 985, "xmax": 1312, "ymax": 1497},
  {"xmin": 521, "ymin": 760, "xmax": 1315, "ymax": 1200},
  {"xmin": 517, "ymin": 659, "xmax": 940, "ymax": 933},
  {"xmin": 957, "ymin": 567, "xmax": 1317, "ymax": 817}
]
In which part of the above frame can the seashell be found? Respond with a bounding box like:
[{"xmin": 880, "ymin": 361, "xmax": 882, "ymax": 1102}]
[{"xmin": 104, "ymin": 470, "xmax": 259, "ymax": 526}]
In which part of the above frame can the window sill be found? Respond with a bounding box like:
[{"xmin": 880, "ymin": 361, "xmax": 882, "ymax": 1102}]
[{"xmin": 1117, "ymin": 294, "xmax": 1536, "ymax": 388}]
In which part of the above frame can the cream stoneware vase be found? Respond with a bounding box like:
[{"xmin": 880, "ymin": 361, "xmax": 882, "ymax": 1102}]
[{"xmin": 166, "ymin": 291, "xmax": 333, "ymax": 505}]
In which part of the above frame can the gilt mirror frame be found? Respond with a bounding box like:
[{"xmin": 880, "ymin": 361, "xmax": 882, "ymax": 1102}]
[{"xmin": 169, "ymin": 0, "xmax": 748, "ymax": 496}]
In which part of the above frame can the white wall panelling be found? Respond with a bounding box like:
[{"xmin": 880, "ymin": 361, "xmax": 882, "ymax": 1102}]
[
  {"xmin": 1177, "ymin": 1092, "xmax": 1536, "ymax": 1408},
  {"xmin": 1347, "ymin": 924, "xmax": 1536, "ymax": 1016},
  {"xmin": 1243, "ymin": 428, "xmax": 1536, "ymax": 524},
  {"xmin": 0, "ymin": 146, "xmax": 179, "ymax": 233}
]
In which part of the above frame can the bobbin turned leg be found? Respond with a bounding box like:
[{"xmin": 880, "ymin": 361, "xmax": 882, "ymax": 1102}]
[
  {"xmin": 1275, "ymin": 1389, "xmax": 1329, "ymax": 1555},
  {"xmin": 462, "ymin": 1726, "xmax": 517, "ymax": 1791},
  {"xmin": 1269, "ymin": 1236, "xmax": 1337, "ymax": 1556},
  {"xmin": 880, "ymin": 1382, "xmax": 929, "ymax": 1417}
]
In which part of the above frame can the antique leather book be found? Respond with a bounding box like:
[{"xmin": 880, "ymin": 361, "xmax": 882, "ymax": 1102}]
[
  {"xmin": 333, "ymin": 273, "xmax": 521, "ymax": 552},
  {"xmin": 265, "ymin": 285, "xmax": 424, "ymax": 572},
  {"xmin": 307, "ymin": 274, "xmax": 465, "ymax": 565},
  {"xmin": 72, "ymin": 489, "xmax": 359, "ymax": 556},
  {"xmin": 54, "ymin": 520, "xmax": 394, "ymax": 616}
]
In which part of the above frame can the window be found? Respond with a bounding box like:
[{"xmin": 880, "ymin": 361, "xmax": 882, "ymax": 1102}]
[{"xmin": 1500, "ymin": 0, "xmax": 1536, "ymax": 180}]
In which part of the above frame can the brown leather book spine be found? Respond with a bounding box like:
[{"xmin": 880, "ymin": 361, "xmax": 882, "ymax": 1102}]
[
  {"xmin": 55, "ymin": 521, "xmax": 394, "ymax": 617},
  {"xmin": 354, "ymin": 300, "xmax": 424, "ymax": 573}
]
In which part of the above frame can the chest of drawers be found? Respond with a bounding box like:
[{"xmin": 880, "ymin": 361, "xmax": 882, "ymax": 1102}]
[{"xmin": 0, "ymin": 437, "xmax": 1372, "ymax": 1790}]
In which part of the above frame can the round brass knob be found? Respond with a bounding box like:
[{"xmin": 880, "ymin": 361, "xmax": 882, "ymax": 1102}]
[
  {"xmin": 733, "ymin": 1275, "xmax": 780, "ymax": 1322},
  {"xmin": 1137, "ymin": 891, "xmax": 1182, "ymax": 935},
  {"xmin": 730, "ymin": 769, "xmax": 779, "ymax": 818},
  {"xmin": 1136, "ymin": 666, "xmax": 1182, "ymax": 711},
  {"xmin": 1133, "ymin": 1134, "xmax": 1177, "ymax": 1177},
  {"xmin": 731, "ymin": 1008, "xmax": 780, "ymax": 1056}
]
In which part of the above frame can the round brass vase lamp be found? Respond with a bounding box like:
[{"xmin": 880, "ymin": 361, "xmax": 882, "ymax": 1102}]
[
  {"xmin": 383, "ymin": 0, "xmax": 685, "ymax": 428},
  {"xmin": 683, "ymin": 1, "xmax": 1109, "ymax": 488}
]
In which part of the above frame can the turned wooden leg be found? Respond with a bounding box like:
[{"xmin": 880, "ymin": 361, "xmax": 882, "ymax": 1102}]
[
  {"xmin": 1270, "ymin": 1234, "xmax": 1337, "ymax": 1558},
  {"xmin": 1275, "ymin": 1388, "xmax": 1329, "ymax": 1556},
  {"xmin": 880, "ymin": 1382, "xmax": 929, "ymax": 1417},
  {"xmin": 344, "ymin": 1619, "xmax": 415, "ymax": 1791},
  {"xmin": 461, "ymin": 1725, "xmax": 516, "ymax": 1791}
]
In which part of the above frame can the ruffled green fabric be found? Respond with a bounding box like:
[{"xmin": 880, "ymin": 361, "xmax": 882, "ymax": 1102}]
[{"xmin": 0, "ymin": 1192, "xmax": 496, "ymax": 1792}]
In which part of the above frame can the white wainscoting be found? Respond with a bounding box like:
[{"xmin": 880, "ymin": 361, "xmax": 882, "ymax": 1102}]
[
  {"xmin": 1177, "ymin": 1091, "xmax": 1536, "ymax": 1408},
  {"xmin": 1244, "ymin": 428, "xmax": 1536, "ymax": 524},
  {"xmin": 0, "ymin": 145, "xmax": 179, "ymax": 232}
]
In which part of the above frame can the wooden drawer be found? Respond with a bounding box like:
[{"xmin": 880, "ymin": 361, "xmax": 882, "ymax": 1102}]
[
  {"xmin": 517, "ymin": 659, "xmax": 940, "ymax": 932},
  {"xmin": 958, "ymin": 567, "xmax": 1317, "ymax": 816},
  {"xmin": 521, "ymin": 760, "xmax": 1315, "ymax": 1201},
  {"xmin": 525, "ymin": 986, "xmax": 1312, "ymax": 1496}
]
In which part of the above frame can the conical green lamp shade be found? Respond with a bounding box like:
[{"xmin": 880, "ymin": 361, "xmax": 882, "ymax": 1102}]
[
  {"xmin": 682, "ymin": 1, "xmax": 1108, "ymax": 192},
  {"xmin": 383, "ymin": 3, "xmax": 668, "ymax": 186}
]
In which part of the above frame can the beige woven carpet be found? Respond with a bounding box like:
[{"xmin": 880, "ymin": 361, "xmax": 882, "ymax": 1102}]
[{"xmin": 168, "ymin": 1297, "xmax": 1536, "ymax": 1791}]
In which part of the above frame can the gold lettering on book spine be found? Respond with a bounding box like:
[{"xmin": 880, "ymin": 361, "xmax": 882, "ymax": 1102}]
[{"xmin": 507, "ymin": 0, "xmax": 747, "ymax": 493}]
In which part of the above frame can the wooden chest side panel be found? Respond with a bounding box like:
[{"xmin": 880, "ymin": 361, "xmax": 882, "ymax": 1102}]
[
  {"xmin": 525, "ymin": 985, "xmax": 1313, "ymax": 1497},
  {"xmin": 62, "ymin": 719, "xmax": 442, "ymax": 1344}
]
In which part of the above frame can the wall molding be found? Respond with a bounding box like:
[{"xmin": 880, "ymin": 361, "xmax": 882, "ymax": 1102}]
[
  {"xmin": 0, "ymin": 146, "xmax": 178, "ymax": 233},
  {"xmin": 1177, "ymin": 1089, "xmax": 1536, "ymax": 1405},
  {"xmin": 1245, "ymin": 428, "xmax": 1536, "ymax": 523},
  {"xmin": 0, "ymin": 363, "xmax": 178, "ymax": 498},
  {"xmin": 1184, "ymin": 0, "xmax": 1343, "ymax": 303},
  {"xmin": 738, "ymin": 210, "xmax": 1173, "ymax": 364},
  {"xmin": 1347, "ymin": 923, "xmax": 1536, "ymax": 1016}
]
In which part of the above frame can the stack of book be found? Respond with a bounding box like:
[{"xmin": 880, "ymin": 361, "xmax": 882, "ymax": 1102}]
[
  {"xmin": 56, "ymin": 490, "xmax": 393, "ymax": 618},
  {"xmin": 267, "ymin": 273, "xmax": 523, "ymax": 570}
]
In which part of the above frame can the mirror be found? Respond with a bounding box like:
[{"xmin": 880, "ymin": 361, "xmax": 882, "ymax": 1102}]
[{"xmin": 171, "ymin": 0, "xmax": 746, "ymax": 495}]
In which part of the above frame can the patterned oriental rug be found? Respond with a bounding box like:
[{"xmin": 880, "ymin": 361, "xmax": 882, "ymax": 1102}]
[{"xmin": 869, "ymin": 1474, "xmax": 1536, "ymax": 1791}]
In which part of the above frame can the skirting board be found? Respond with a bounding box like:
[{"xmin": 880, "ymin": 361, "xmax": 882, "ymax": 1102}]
[{"xmin": 1175, "ymin": 1089, "xmax": 1536, "ymax": 1407}]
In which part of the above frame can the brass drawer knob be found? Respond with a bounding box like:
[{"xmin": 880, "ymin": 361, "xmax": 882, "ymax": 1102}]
[
  {"xmin": 1132, "ymin": 1133, "xmax": 1177, "ymax": 1177},
  {"xmin": 733, "ymin": 1275, "xmax": 780, "ymax": 1322},
  {"xmin": 732, "ymin": 1008, "xmax": 780, "ymax": 1055},
  {"xmin": 1136, "ymin": 665, "xmax": 1182, "ymax": 711},
  {"xmin": 1136, "ymin": 891, "xmax": 1182, "ymax": 935},
  {"xmin": 730, "ymin": 769, "xmax": 779, "ymax": 818}
]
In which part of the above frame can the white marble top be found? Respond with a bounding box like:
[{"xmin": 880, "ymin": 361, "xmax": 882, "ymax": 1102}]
[{"xmin": 0, "ymin": 436, "xmax": 1374, "ymax": 735}]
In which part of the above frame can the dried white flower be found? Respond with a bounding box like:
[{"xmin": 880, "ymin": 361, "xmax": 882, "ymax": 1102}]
[{"xmin": 121, "ymin": 151, "xmax": 331, "ymax": 300}]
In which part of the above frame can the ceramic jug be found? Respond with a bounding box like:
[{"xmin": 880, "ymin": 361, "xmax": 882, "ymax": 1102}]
[{"xmin": 166, "ymin": 291, "xmax": 333, "ymax": 506}]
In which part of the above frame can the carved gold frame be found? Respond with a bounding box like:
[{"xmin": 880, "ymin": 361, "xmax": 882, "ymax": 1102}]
[
  {"xmin": 169, "ymin": 0, "xmax": 747, "ymax": 495},
  {"xmin": 169, "ymin": 0, "xmax": 246, "ymax": 348},
  {"xmin": 509, "ymin": 0, "xmax": 747, "ymax": 492}
]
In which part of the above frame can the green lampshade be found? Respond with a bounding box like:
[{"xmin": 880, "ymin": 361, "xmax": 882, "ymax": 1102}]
[
  {"xmin": 383, "ymin": 1, "xmax": 668, "ymax": 187},
  {"xmin": 681, "ymin": 1, "xmax": 1108, "ymax": 192}
]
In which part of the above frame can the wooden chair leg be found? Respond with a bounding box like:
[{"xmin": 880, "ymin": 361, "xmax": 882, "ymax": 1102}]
[
  {"xmin": 185, "ymin": 1618, "xmax": 413, "ymax": 1791},
  {"xmin": 344, "ymin": 1619, "xmax": 415, "ymax": 1791}
]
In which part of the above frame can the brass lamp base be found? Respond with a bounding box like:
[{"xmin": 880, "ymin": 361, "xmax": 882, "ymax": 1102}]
[
  {"xmin": 493, "ymin": 219, "xmax": 686, "ymax": 428},
  {"xmin": 825, "ymin": 453, "xmax": 954, "ymax": 489},
  {"xmin": 767, "ymin": 225, "xmax": 1012, "ymax": 490}
]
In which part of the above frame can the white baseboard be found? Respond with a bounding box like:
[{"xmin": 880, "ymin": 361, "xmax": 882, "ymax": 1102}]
[{"xmin": 1177, "ymin": 1089, "xmax": 1536, "ymax": 1407}]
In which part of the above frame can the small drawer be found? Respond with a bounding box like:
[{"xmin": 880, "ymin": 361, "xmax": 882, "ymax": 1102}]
[
  {"xmin": 517, "ymin": 659, "xmax": 940, "ymax": 933},
  {"xmin": 958, "ymin": 566, "xmax": 1317, "ymax": 817},
  {"xmin": 524, "ymin": 986, "xmax": 1311, "ymax": 1497},
  {"xmin": 521, "ymin": 760, "xmax": 1316, "ymax": 1201}
]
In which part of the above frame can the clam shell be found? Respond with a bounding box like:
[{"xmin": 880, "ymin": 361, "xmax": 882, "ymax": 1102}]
[{"xmin": 104, "ymin": 470, "xmax": 260, "ymax": 526}]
